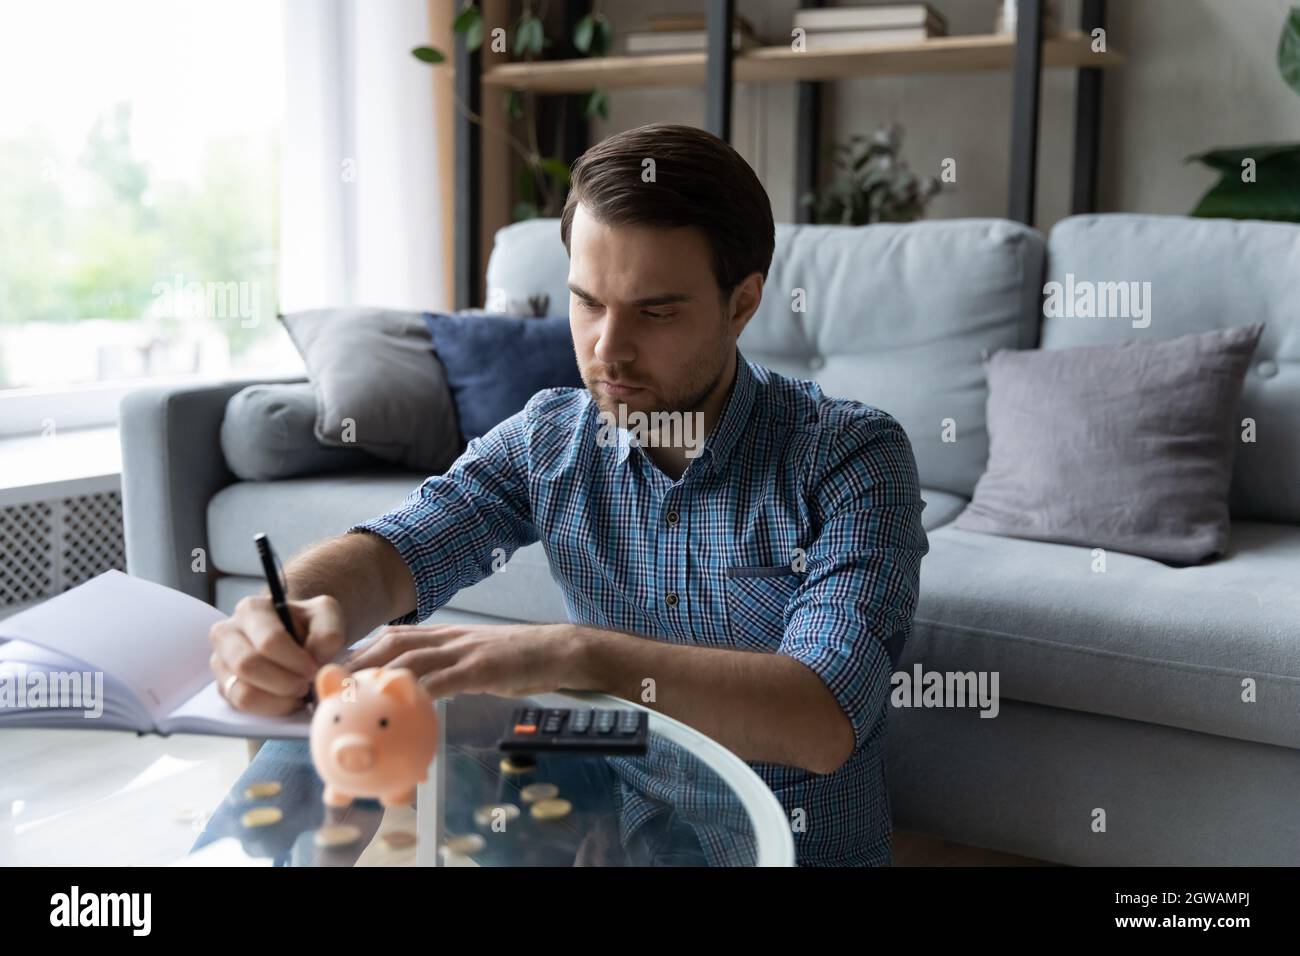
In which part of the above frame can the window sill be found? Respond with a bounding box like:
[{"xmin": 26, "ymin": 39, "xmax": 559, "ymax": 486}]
[{"xmin": 0, "ymin": 425, "xmax": 121, "ymax": 507}]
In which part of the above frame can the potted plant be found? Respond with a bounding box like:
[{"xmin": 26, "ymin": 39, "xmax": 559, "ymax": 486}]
[
  {"xmin": 412, "ymin": 1, "xmax": 613, "ymax": 221},
  {"xmin": 1186, "ymin": 6, "xmax": 1300, "ymax": 221},
  {"xmin": 801, "ymin": 124, "xmax": 941, "ymax": 225}
]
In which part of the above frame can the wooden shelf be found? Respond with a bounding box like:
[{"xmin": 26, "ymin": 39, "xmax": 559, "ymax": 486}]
[{"xmin": 483, "ymin": 31, "xmax": 1122, "ymax": 93}]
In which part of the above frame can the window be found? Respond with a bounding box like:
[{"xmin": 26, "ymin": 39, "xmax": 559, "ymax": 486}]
[{"xmin": 0, "ymin": 0, "xmax": 299, "ymax": 410}]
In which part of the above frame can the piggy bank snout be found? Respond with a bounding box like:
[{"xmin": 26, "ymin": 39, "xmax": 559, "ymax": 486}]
[{"xmin": 330, "ymin": 733, "xmax": 375, "ymax": 772}]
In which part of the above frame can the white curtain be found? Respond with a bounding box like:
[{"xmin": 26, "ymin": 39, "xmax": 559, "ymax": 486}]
[{"xmin": 279, "ymin": 0, "xmax": 447, "ymax": 313}]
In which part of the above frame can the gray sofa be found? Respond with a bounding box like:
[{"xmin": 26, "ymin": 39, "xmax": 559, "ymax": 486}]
[{"xmin": 120, "ymin": 213, "xmax": 1300, "ymax": 866}]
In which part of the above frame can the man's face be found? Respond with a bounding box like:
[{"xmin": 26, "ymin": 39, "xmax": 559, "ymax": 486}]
[{"xmin": 567, "ymin": 202, "xmax": 746, "ymax": 417}]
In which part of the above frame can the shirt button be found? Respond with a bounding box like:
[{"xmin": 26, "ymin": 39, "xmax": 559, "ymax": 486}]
[
  {"xmin": 664, "ymin": 591, "xmax": 679, "ymax": 608},
  {"xmin": 666, "ymin": 510, "xmax": 679, "ymax": 526}
]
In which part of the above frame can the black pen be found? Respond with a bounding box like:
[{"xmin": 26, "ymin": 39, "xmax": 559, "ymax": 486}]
[{"xmin": 254, "ymin": 532, "xmax": 316, "ymax": 707}]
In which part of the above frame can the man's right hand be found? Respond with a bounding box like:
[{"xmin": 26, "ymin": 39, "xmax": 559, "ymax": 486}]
[{"xmin": 208, "ymin": 594, "xmax": 347, "ymax": 715}]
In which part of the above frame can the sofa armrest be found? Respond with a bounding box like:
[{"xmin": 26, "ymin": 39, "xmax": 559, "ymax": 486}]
[{"xmin": 119, "ymin": 376, "xmax": 307, "ymax": 602}]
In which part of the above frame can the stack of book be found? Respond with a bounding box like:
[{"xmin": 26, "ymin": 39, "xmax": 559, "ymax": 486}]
[
  {"xmin": 624, "ymin": 12, "xmax": 762, "ymax": 55},
  {"xmin": 792, "ymin": 3, "xmax": 948, "ymax": 50}
]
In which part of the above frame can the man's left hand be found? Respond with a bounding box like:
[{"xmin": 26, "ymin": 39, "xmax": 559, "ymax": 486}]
[{"xmin": 343, "ymin": 623, "xmax": 587, "ymax": 699}]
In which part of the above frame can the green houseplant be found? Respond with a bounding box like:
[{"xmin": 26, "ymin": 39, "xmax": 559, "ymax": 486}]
[
  {"xmin": 413, "ymin": 1, "xmax": 612, "ymax": 221},
  {"xmin": 801, "ymin": 124, "xmax": 941, "ymax": 225},
  {"xmin": 1186, "ymin": 6, "xmax": 1300, "ymax": 221}
]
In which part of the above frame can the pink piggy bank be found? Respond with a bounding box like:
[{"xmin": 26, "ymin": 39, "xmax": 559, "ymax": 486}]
[{"xmin": 309, "ymin": 664, "xmax": 439, "ymax": 808}]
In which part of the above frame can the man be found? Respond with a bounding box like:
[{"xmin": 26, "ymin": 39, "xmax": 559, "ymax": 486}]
[{"xmin": 208, "ymin": 123, "xmax": 929, "ymax": 866}]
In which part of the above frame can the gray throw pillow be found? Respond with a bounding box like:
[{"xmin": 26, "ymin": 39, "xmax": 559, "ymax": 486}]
[
  {"xmin": 954, "ymin": 323, "xmax": 1264, "ymax": 564},
  {"xmin": 222, "ymin": 383, "xmax": 377, "ymax": 481},
  {"xmin": 279, "ymin": 308, "xmax": 462, "ymax": 474}
]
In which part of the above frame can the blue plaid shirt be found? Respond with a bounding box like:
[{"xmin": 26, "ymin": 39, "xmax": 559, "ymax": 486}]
[{"xmin": 350, "ymin": 348, "xmax": 929, "ymax": 866}]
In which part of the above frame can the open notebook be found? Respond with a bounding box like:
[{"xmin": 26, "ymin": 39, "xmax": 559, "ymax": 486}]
[{"xmin": 0, "ymin": 570, "xmax": 310, "ymax": 739}]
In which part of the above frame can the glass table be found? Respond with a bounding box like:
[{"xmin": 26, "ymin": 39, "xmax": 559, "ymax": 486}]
[{"xmin": 3, "ymin": 691, "xmax": 793, "ymax": 867}]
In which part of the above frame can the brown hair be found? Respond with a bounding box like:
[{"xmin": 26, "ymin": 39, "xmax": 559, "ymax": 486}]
[{"xmin": 560, "ymin": 123, "xmax": 775, "ymax": 295}]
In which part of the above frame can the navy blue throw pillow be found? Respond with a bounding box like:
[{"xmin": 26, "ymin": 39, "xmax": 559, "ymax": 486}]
[{"xmin": 422, "ymin": 311, "xmax": 582, "ymax": 443}]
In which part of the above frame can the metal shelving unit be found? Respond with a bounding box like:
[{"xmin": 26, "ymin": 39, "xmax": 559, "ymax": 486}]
[{"xmin": 454, "ymin": 0, "xmax": 1120, "ymax": 307}]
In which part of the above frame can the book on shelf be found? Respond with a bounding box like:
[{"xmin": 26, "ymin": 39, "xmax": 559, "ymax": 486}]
[
  {"xmin": 625, "ymin": 26, "xmax": 761, "ymax": 55},
  {"xmin": 793, "ymin": 3, "xmax": 947, "ymax": 36},
  {"xmin": 645, "ymin": 12, "xmax": 757, "ymax": 34},
  {"xmin": 803, "ymin": 27, "xmax": 939, "ymax": 50}
]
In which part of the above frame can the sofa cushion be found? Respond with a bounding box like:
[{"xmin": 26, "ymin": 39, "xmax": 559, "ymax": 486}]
[
  {"xmin": 278, "ymin": 308, "xmax": 463, "ymax": 474},
  {"xmin": 909, "ymin": 522, "xmax": 1300, "ymax": 750},
  {"xmin": 1044, "ymin": 214, "xmax": 1300, "ymax": 524},
  {"xmin": 422, "ymin": 311, "xmax": 582, "ymax": 443},
  {"xmin": 486, "ymin": 217, "xmax": 1045, "ymax": 499},
  {"xmin": 208, "ymin": 471, "xmax": 431, "ymax": 576},
  {"xmin": 919, "ymin": 488, "xmax": 966, "ymax": 529},
  {"xmin": 221, "ymin": 382, "xmax": 377, "ymax": 481},
  {"xmin": 954, "ymin": 324, "xmax": 1263, "ymax": 564}
]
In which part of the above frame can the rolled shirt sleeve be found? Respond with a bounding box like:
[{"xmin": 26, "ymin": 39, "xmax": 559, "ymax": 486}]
[
  {"xmin": 778, "ymin": 409, "xmax": 930, "ymax": 753},
  {"xmin": 348, "ymin": 402, "xmax": 540, "ymax": 626}
]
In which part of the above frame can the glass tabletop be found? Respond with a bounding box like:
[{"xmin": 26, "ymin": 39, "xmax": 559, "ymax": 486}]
[{"xmin": 2, "ymin": 691, "xmax": 792, "ymax": 867}]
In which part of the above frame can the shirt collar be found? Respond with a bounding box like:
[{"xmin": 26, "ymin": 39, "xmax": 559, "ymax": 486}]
[
  {"xmin": 609, "ymin": 346, "xmax": 758, "ymax": 476},
  {"xmin": 696, "ymin": 346, "xmax": 758, "ymax": 475}
]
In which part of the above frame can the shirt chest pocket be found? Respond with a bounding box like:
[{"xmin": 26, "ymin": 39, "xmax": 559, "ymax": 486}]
[{"xmin": 724, "ymin": 566, "xmax": 802, "ymax": 652}]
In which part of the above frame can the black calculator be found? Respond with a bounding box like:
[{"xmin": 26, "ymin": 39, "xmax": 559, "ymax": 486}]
[{"xmin": 498, "ymin": 706, "xmax": 649, "ymax": 756}]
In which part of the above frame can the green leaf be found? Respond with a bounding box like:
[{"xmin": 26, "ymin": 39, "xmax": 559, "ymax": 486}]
[
  {"xmin": 584, "ymin": 89, "xmax": 608, "ymax": 119},
  {"xmin": 465, "ymin": 16, "xmax": 484, "ymax": 52},
  {"xmin": 574, "ymin": 14, "xmax": 594, "ymax": 53},
  {"xmin": 411, "ymin": 46, "xmax": 445, "ymax": 64},
  {"xmin": 1279, "ymin": 6, "xmax": 1300, "ymax": 97},
  {"xmin": 452, "ymin": 3, "xmax": 480, "ymax": 35},
  {"xmin": 1191, "ymin": 165, "xmax": 1300, "ymax": 221},
  {"xmin": 504, "ymin": 89, "xmax": 524, "ymax": 120},
  {"xmin": 540, "ymin": 156, "xmax": 571, "ymax": 186},
  {"xmin": 513, "ymin": 200, "xmax": 540, "ymax": 221},
  {"xmin": 1187, "ymin": 142, "xmax": 1300, "ymax": 171},
  {"xmin": 592, "ymin": 15, "xmax": 614, "ymax": 56},
  {"xmin": 515, "ymin": 15, "xmax": 545, "ymax": 57}
]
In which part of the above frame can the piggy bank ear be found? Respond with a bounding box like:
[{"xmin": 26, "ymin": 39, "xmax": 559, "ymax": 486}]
[
  {"xmin": 316, "ymin": 663, "xmax": 349, "ymax": 699},
  {"xmin": 376, "ymin": 667, "xmax": 418, "ymax": 706}
]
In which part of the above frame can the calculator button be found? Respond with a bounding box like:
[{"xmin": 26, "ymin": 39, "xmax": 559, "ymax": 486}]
[
  {"xmin": 570, "ymin": 710, "xmax": 592, "ymax": 732},
  {"xmin": 513, "ymin": 724, "xmax": 537, "ymax": 734}
]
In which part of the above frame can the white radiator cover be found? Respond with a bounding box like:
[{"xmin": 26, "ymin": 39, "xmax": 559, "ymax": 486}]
[{"xmin": 0, "ymin": 489, "xmax": 126, "ymax": 617}]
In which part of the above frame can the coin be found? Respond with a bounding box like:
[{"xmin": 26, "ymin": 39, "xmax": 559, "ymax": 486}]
[
  {"xmin": 499, "ymin": 756, "xmax": 536, "ymax": 775},
  {"xmin": 443, "ymin": 833, "xmax": 485, "ymax": 855},
  {"xmin": 380, "ymin": 829, "xmax": 417, "ymax": 850},
  {"xmin": 244, "ymin": 781, "xmax": 282, "ymax": 799},
  {"xmin": 313, "ymin": 823, "xmax": 362, "ymax": 848},
  {"xmin": 520, "ymin": 782, "xmax": 559, "ymax": 803},
  {"xmin": 474, "ymin": 802, "xmax": 522, "ymax": 828},
  {"xmin": 240, "ymin": 806, "xmax": 283, "ymax": 828},
  {"xmin": 529, "ymin": 798, "xmax": 572, "ymax": 821}
]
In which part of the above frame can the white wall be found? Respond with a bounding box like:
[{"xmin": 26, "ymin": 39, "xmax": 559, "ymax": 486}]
[{"xmin": 593, "ymin": 0, "xmax": 1300, "ymax": 229}]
